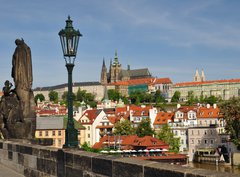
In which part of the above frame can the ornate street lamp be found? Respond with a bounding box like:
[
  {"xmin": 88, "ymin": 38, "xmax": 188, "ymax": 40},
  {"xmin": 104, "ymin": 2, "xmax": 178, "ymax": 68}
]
[{"xmin": 59, "ymin": 16, "xmax": 82, "ymax": 148}]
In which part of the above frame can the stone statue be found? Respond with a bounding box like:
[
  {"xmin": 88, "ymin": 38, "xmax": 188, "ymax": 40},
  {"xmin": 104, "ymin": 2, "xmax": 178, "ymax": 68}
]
[
  {"xmin": 2, "ymin": 80, "xmax": 13, "ymax": 97},
  {"xmin": 12, "ymin": 39, "xmax": 35, "ymax": 118},
  {"xmin": 0, "ymin": 39, "xmax": 36, "ymax": 139}
]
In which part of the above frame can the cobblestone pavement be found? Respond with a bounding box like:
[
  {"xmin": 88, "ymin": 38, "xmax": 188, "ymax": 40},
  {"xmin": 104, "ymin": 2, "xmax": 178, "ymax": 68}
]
[{"xmin": 0, "ymin": 164, "xmax": 24, "ymax": 177}]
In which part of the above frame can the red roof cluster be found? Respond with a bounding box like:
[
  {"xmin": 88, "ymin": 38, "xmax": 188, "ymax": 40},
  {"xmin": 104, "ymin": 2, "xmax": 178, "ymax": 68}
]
[
  {"xmin": 35, "ymin": 102, "xmax": 67, "ymax": 116},
  {"xmin": 93, "ymin": 135, "xmax": 169, "ymax": 150},
  {"xmin": 113, "ymin": 77, "xmax": 172, "ymax": 86}
]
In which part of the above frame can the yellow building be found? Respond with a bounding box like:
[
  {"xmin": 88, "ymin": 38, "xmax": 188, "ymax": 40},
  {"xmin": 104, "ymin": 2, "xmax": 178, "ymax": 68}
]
[{"xmin": 35, "ymin": 116, "xmax": 85, "ymax": 148}]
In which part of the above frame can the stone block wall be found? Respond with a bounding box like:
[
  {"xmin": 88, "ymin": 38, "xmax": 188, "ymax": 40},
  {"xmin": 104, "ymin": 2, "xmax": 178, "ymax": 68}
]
[{"xmin": 0, "ymin": 140, "xmax": 239, "ymax": 177}]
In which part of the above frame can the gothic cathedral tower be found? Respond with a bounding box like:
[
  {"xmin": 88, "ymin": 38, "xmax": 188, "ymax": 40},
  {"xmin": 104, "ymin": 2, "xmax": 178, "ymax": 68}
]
[
  {"xmin": 109, "ymin": 51, "xmax": 122, "ymax": 83},
  {"xmin": 100, "ymin": 58, "xmax": 107, "ymax": 85}
]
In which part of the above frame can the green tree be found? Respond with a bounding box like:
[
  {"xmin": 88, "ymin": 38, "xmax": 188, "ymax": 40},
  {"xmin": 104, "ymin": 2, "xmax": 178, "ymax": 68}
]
[
  {"xmin": 34, "ymin": 93, "xmax": 45, "ymax": 103},
  {"xmin": 81, "ymin": 142, "xmax": 99, "ymax": 152},
  {"xmin": 113, "ymin": 119, "xmax": 135, "ymax": 135},
  {"xmin": 76, "ymin": 88, "xmax": 86, "ymax": 102},
  {"xmin": 186, "ymin": 91, "xmax": 195, "ymax": 105},
  {"xmin": 220, "ymin": 97, "xmax": 240, "ymax": 146},
  {"xmin": 108, "ymin": 89, "xmax": 120, "ymax": 101},
  {"xmin": 154, "ymin": 90, "xmax": 165, "ymax": 103},
  {"xmin": 48, "ymin": 90, "xmax": 58, "ymax": 102},
  {"xmin": 157, "ymin": 124, "xmax": 180, "ymax": 153},
  {"xmin": 171, "ymin": 91, "xmax": 181, "ymax": 103},
  {"xmin": 204, "ymin": 95, "xmax": 218, "ymax": 105},
  {"xmin": 135, "ymin": 118, "xmax": 155, "ymax": 137}
]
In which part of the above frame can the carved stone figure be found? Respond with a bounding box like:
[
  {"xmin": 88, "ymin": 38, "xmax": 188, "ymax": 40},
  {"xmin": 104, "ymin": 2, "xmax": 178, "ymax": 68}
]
[
  {"xmin": 11, "ymin": 38, "xmax": 35, "ymax": 119},
  {"xmin": 0, "ymin": 39, "xmax": 36, "ymax": 139}
]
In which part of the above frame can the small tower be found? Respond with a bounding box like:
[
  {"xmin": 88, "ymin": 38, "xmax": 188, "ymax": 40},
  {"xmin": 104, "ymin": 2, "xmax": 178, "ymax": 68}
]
[
  {"xmin": 100, "ymin": 58, "xmax": 107, "ymax": 85},
  {"xmin": 194, "ymin": 69, "xmax": 201, "ymax": 82},
  {"xmin": 110, "ymin": 50, "xmax": 122, "ymax": 83},
  {"xmin": 201, "ymin": 69, "xmax": 206, "ymax": 82}
]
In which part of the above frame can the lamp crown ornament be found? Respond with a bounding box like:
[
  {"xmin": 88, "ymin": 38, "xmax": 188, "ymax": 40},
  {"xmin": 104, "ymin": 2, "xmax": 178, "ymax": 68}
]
[{"xmin": 59, "ymin": 16, "xmax": 82, "ymax": 64}]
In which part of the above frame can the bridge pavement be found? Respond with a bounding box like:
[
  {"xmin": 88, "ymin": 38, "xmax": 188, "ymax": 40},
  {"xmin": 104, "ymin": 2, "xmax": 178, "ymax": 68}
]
[{"xmin": 0, "ymin": 163, "xmax": 24, "ymax": 177}]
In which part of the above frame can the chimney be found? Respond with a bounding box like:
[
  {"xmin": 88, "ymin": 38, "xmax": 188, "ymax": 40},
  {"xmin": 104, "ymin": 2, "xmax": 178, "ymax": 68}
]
[
  {"xmin": 177, "ymin": 104, "xmax": 181, "ymax": 109},
  {"xmin": 213, "ymin": 104, "xmax": 217, "ymax": 109}
]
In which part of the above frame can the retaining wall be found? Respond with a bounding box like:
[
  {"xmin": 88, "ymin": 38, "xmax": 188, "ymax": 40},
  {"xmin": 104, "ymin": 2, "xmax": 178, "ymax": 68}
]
[{"xmin": 0, "ymin": 140, "xmax": 238, "ymax": 177}]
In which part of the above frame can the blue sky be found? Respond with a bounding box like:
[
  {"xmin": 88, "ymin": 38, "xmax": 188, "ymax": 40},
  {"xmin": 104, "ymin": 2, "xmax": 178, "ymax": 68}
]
[{"xmin": 0, "ymin": 0, "xmax": 240, "ymax": 88}]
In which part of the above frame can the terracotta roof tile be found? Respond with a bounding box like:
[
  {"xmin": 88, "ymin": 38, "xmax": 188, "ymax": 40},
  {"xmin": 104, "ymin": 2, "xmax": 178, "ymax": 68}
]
[
  {"xmin": 154, "ymin": 112, "xmax": 174, "ymax": 125},
  {"xmin": 113, "ymin": 77, "xmax": 172, "ymax": 86},
  {"xmin": 197, "ymin": 106, "xmax": 220, "ymax": 118}
]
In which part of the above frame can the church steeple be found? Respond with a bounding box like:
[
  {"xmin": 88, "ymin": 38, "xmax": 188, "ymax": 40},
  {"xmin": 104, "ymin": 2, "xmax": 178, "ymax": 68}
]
[
  {"xmin": 194, "ymin": 69, "xmax": 201, "ymax": 82},
  {"xmin": 113, "ymin": 50, "xmax": 120, "ymax": 66},
  {"xmin": 100, "ymin": 58, "xmax": 107, "ymax": 85},
  {"xmin": 201, "ymin": 69, "xmax": 206, "ymax": 82}
]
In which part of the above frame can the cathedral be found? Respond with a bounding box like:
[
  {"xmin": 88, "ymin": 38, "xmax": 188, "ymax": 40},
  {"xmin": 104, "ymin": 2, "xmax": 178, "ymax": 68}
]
[{"xmin": 100, "ymin": 51, "xmax": 152, "ymax": 84}]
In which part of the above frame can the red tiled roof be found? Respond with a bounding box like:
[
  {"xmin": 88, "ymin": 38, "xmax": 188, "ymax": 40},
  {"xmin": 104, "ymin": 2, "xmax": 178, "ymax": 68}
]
[
  {"xmin": 79, "ymin": 109, "xmax": 101, "ymax": 123},
  {"xmin": 197, "ymin": 106, "xmax": 220, "ymax": 118},
  {"xmin": 93, "ymin": 135, "xmax": 169, "ymax": 150},
  {"xmin": 174, "ymin": 78, "xmax": 240, "ymax": 87},
  {"xmin": 154, "ymin": 112, "xmax": 174, "ymax": 125},
  {"xmin": 113, "ymin": 77, "xmax": 172, "ymax": 86}
]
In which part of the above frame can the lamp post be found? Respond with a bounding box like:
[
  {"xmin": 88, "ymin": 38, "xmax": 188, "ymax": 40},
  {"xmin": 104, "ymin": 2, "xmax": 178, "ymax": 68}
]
[{"xmin": 59, "ymin": 16, "xmax": 82, "ymax": 148}]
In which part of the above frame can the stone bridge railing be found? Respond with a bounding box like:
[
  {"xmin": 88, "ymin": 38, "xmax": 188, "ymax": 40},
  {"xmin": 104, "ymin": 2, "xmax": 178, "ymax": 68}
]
[{"xmin": 0, "ymin": 139, "xmax": 238, "ymax": 177}]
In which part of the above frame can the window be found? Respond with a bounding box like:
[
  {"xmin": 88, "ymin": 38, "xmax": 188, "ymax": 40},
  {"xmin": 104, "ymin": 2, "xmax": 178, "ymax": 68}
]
[
  {"xmin": 197, "ymin": 130, "xmax": 200, "ymax": 135},
  {"xmin": 198, "ymin": 139, "xmax": 201, "ymax": 144},
  {"xmin": 88, "ymin": 134, "xmax": 90, "ymax": 138},
  {"xmin": 39, "ymin": 131, "xmax": 42, "ymax": 136},
  {"xmin": 58, "ymin": 139, "xmax": 61, "ymax": 145},
  {"xmin": 78, "ymin": 130, "xmax": 80, "ymax": 135},
  {"xmin": 52, "ymin": 131, "xmax": 55, "ymax": 136},
  {"xmin": 175, "ymin": 131, "xmax": 178, "ymax": 136},
  {"xmin": 45, "ymin": 131, "xmax": 48, "ymax": 137},
  {"xmin": 192, "ymin": 149, "xmax": 195, "ymax": 153},
  {"xmin": 191, "ymin": 139, "xmax": 194, "ymax": 144},
  {"xmin": 181, "ymin": 139, "xmax": 184, "ymax": 144},
  {"xmin": 210, "ymin": 139, "xmax": 214, "ymax": 144},
  {"xmin": 204, "ymin": 139, "xmax": 208, "ymax": 144},
  {"xmin": 53, "ymin": 139, "xmax": 55, "ymax": 145},
  {"xmin": 88, "ymin": 126, "xmax": 90, "ymax": 130},
  {"xmin": 204, "ymin": 130, "xmax": 207, "ymax": 135},
  {"xmin": 58, "ymin": 131, "xmax": 61, "ymax": 136}
]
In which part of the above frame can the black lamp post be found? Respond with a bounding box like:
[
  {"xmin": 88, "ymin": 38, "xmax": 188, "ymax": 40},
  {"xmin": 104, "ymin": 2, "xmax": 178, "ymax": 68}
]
[{"xmin": 59, "ymin": 16, "xmax": 82, "ymax": 148}]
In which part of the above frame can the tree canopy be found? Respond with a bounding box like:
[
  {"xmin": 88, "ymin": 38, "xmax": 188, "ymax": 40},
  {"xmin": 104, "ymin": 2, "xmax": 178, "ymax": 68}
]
[
  {"xmin": 113, "ymin": 119, "xmax": 135, "ymax": 135},
  {"xmin": 34, "ymin": 93, "xmax": 45, "ymax": 103},
  {"xmin": 220, "ymin": 97, "xmax": 240, "ymax": 146},
  {"xmin": 48, "ymin": 90, "xmax": 58, "ymax": 103},
  {"xmin": 135, "ymin": 117, "xmax": 155, "ymax": 137},
  {"xmin": 157, "ymin": 124, "xmax": 180, "ymax": 153},
  {"xmin": 171, "ymin": 91, "xmax": 181, "ymax": 103}
]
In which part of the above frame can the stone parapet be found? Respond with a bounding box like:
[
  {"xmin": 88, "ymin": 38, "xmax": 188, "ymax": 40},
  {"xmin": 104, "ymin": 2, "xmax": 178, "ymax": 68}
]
[{"xmin": 0, "ymin": 140, "xmax": 239, "ymax": 177}]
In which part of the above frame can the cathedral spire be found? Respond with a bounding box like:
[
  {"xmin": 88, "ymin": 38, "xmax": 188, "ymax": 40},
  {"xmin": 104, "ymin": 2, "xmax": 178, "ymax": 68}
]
[
  {"xmin": 201, "ymin": 69, "xmax": 206, "ymax": 82},
  {"xmin": 100, "ymin": 58, "xmax": 107, "ymax": 85},
  {"xmin": 194, "ymin": 68, "xmax": 201, "ymax": 82},
  {"xmin": 113, "ymin": 50, "xmax": 120, "ymax": 65}
]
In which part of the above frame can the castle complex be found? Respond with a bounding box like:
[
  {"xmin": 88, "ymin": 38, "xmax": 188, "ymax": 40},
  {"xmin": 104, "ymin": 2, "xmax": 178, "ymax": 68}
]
[{"xmin": 100, "ymin": 51, "xmax": 152, "ymax": 84}]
